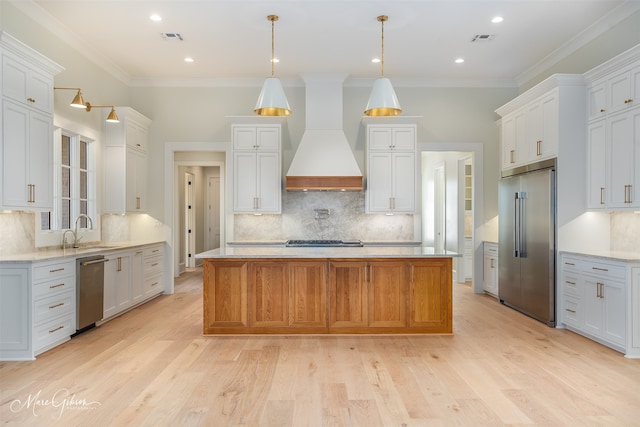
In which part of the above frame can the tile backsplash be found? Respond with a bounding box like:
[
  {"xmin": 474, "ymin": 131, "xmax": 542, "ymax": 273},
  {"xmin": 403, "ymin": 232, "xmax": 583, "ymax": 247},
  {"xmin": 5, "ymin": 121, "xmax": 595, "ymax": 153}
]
[{"xmin": 234, "ymin": 191, "xmax": 416, "ymax": 242}]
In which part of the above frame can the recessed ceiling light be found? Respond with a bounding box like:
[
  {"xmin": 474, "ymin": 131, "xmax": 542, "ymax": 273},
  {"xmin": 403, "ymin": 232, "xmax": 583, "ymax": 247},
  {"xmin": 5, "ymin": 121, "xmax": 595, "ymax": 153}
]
[
  {"xmin": 455, "ymin": 58, "xmax": 465, "ymax": 64},
  {"xmin": 491, "ymin": 16, "xmax": 504, "ymax": 23},
  {"xmin": 184, "ymin": 57, "xmax": 194, "ymax": 63},
  {"xmin": 371, "ymin": 58, "xmax": 381, "ymax": 63},
  {"xmin": 150, "ymin": 14, "xmax": 162, "ymax": 22}
]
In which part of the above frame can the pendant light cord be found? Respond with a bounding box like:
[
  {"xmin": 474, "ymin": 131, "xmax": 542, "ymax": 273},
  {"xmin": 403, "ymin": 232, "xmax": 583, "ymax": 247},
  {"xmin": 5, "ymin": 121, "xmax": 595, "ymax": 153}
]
[
  {"xmin": 380, "ymin": 16, "xmax": 385, "ymax": 77},
  {"xmin": 270, "ymin": 15, "xmax": 277, "ymax": 77}
]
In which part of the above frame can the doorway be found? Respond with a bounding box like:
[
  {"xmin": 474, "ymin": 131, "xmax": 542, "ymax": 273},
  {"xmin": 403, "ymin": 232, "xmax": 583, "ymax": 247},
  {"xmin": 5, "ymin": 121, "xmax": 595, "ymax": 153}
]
[{"xmin": 420, "ymin": 142, "xmax": 484, "ymax": 293}]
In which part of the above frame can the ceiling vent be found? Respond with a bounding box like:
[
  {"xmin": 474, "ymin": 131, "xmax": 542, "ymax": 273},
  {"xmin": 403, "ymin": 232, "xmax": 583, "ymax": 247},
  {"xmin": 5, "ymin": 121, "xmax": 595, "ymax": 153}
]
[
  {"xmin": 471, "ymin": 34, "xmax": 495, "ymax": 42},
  {"xmin": 160, "ymin": 33, "xmax": 184, "ymax": 41}
]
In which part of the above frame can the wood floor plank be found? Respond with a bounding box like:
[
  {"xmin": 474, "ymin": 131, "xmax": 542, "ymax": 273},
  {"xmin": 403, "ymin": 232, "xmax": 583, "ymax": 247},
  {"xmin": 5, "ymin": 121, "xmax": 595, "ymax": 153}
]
[{"xmin": 2, "ymin": 270, "xmax": 640, "ymax": 426}]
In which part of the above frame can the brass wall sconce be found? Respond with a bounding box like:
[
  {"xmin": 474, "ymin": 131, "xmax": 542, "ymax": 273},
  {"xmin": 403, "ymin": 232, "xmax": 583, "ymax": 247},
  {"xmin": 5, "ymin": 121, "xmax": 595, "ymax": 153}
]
[{"xmin": 54, "ymin": 87, "xmax": 119, "ymax": 122}]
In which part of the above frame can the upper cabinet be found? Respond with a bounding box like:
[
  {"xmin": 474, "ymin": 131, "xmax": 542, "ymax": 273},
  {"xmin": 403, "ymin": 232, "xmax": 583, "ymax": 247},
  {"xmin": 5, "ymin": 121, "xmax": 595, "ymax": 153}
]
[
  {"xmin": 496, "ymin": 75, "xmax": 586, "ymax": 172},
  {"xmin": 232, "ymin": 123, "xmax": 282, "ymax": 214},
  {"xmin": 365, "ymin": 123, "xmax": 417, "ymax": 214},
  {"xmin": 1, "ymin": 33, "xmax": 63, "ymax": 211},
  {"xmin": 585, "ymin": 46, "xmax": 640, "ymax": 210},
  {"xmin": 103, "ymin": 107, "xmax": 152, "ymax": 213}
]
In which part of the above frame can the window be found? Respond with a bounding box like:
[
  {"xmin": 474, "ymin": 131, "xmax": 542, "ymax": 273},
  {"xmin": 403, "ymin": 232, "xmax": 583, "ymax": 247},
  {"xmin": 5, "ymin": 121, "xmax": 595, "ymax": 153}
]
[{"xmin": 40, "ymin": 129, "xmax": 96, "ymax": 232}]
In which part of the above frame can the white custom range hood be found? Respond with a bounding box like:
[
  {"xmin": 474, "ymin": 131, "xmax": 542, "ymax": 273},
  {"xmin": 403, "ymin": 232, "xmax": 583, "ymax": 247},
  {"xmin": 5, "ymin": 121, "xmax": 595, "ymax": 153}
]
[{"xmin": 286, "ymin": 74, "xmax": 363, "ymax": 191}]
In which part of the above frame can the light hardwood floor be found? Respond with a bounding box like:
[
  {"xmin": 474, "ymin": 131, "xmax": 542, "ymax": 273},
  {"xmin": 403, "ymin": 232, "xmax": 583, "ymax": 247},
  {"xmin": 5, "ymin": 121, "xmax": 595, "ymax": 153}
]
[{"xmin": 1, "ymin": 268, "xmax": 639, "ymax": 426}]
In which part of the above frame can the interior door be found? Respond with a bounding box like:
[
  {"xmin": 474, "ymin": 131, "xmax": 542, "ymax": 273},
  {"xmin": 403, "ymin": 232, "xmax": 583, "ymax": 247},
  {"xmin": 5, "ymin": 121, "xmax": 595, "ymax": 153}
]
[{"xmin": 184, "ymin": 172, "xmax": 195, "ymax": 268}]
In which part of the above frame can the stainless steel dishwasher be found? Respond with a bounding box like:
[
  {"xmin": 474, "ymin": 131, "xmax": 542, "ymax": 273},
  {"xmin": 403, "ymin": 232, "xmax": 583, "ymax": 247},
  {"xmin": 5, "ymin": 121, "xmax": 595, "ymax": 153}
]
[{"xmin": 75, "ymin": 255, "xmax": 108, "ymax": 333}]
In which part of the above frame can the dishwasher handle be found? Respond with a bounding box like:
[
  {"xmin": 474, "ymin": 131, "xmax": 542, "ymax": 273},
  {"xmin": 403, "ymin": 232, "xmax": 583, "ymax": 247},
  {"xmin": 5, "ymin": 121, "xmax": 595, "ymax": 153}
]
[{"xmin": 82, "ymin": 258, "xmax": 109, "ymax": 267}]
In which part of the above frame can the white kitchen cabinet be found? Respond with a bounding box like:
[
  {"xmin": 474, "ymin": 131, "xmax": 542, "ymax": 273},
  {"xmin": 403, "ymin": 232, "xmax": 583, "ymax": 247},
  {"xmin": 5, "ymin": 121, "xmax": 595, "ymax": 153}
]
[
  {"xmin": 232, "ymin": 124, "xmax": 281, "ymax": 214},
  {"xmin": 586, "ymin": 108, "xmax": 640, "ymax": 209},
  {"xmin": 559, "ymin": 253, "xmax": 639, "ymax": 357},
  {"xmin": 143, "ymin": 244, "xmax": 164, "ymax": 299},
  {"xmin": 0, "ymin": 259, "xmax": 75, "ymax": 361},
  {"xmin": 483, "ymin": 242, "xmax": 498, "ymax": 297},
  {"xmin": 585, "ymin": 48, "xmax": 640, "ymax": 210},
  {"xmin": 499, "ymin": 90, "xmax": 559, "ymax": 170},
  {"xmin": 101, "ymin": 243, "xmax": 164, "ymax": 323},
  {"xmin": 1, "ymin": 34, "xmax": 62, "ymax": 211},
  {"xmin": 103, "ymin": 107, "xmax": 151, "ymax": 213},
  {"xmin": 496, "ymin": 75, "xmax": 586, "ymax": 173},
  {"xmin": 103, "ymin": 251, "xmax": 131, "ymax": 320},
  {"xmin": 366, "ymin": 124, "xmax": 416, "ymax": 213}
]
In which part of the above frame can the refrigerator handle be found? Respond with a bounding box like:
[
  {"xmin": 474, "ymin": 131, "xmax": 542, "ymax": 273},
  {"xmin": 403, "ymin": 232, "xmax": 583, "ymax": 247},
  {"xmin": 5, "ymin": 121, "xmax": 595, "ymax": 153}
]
[
  {"xmin": 514, "ymin": 192, "xmax": 520, "ymax": 258},
  {"xmin": 519, "ymin": 191, "xmax": 527, "ymax": 257}
]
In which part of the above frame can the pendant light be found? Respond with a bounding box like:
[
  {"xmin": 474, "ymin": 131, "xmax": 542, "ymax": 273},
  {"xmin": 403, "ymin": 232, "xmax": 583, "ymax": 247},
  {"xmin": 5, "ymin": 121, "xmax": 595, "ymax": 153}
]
[
  {"xmin": 254, "ymin": 15, "xmax": 292, "ymax": 116},
  {"xmin": 364, "ymin": 15, "xmax": 402, "ymax": 116}
]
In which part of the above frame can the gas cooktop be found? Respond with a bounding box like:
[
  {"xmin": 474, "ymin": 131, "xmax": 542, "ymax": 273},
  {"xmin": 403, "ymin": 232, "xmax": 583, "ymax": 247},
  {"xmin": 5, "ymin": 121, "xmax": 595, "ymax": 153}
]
[{"xmin": 285, "ymin": 239, "xmax": 363, "ymax": 247}]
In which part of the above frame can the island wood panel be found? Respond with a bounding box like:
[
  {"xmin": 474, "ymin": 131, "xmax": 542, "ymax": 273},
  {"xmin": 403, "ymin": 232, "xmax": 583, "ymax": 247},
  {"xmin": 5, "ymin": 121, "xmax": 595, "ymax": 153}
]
[
  {"xmin": 329, "ymin": 261, "xmax": 368, "ymax": 328},
  {"xmin": 249, "ymin": 261, "xmax": 289, "ymax": 328},
  {"xmin": 203, "ymin": 257, "xmax": 453, "ymax": 334},
  {"xmin": 369, "ymin": 261, "xmax": 408, "ymax": 328},
  {"xmin": 203, "ymin": 260, "xmax": 248, "ymax": 331},
  {"xmin": 409, "ymin": 259, "xmax": 452, "ymax": 332},
  {"xmin": 289, "ymin": 261, "xmax": 327, "ymax": 328}
]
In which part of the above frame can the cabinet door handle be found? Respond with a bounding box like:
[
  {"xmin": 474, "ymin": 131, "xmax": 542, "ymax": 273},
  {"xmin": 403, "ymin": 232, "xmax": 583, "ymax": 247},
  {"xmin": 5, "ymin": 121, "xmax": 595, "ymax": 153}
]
[
  {"xmin": 565, "ymin": 308, "xmax": 576, "ymax": 313},
  {"xmin": 136, "ymin": 196, "xmax": 141, "ymax": 210},
  {"xmin": 536, "ymin": 140, "xmax": 542, "ymax": 156},
  {"xmin": 117, "ymin": 257, "xmax": 122, "ymax": 272},
  {"xmin": 510, "ymin": 150, "xmax": 515, "ymax": 164},
  {"xmin": 600, "ymin": 187, "xmax": 605, "ymax": 205},
  {"xmin": 564, "ymin": 262, "xmax": 575, "ymax": 266},
  {"xmin": 27, "ymin": 184, "xmax": 35, "ymax": 203},
  {"xmin": 592, "ymin": 267, "xmax": 608, "ymax": 272},
  {"xmin": 27, "ymin": 97, "xmax": 36, "ymax": 103},
  {"xmin": 49, "ymin": 267, "xmax": 65, "ymax": 273},
  {"xmin": 490, "ymin": 259, "xmax": 495, "ymax": 268},
  {"xmin": 565, "ymin": 280, "xmax": 575, "ymax": 285},
  {"xmin": 49, "ymin": 302, "xmax": 64, "ymax": 309},
  {"xmin": 624, "ymin": 99, "xmax": 633, "ymax": 104},
  {"xmin": 624, "ymin": 185, "xmax": 632, "ymax": 204},
  {"xmin": 50, "ymin": 283, "xmax": 65, "ymax": 289}
]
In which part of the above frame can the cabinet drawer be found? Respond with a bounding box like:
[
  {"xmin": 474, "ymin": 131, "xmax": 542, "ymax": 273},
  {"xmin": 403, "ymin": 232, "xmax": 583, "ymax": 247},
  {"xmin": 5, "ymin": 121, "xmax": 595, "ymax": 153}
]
[
  {"xmin": 143, "ymin": 245, "xmax": 164, "ymax": 258},
  {"xmin": 562, "ymin": 295, "xmax": 581, "ymax": 327},
  {"xmin": 144, "ymin": 256, "xmax": 163, "ymax": 276},
  {"xmin": 582, "ymin": 260, "xmax": 626, "ymax": 280},
  {"xmin": 33, "ymin": 291, "xmax": 74, "ymax": 324},
  {"xmin": 33, "ymin": 260, "xmax": 75, "ymax": 282},
  {"xmin": 33, "ymin": 314, "xmax": 74, "ymax": 353},
  {"xmin": 561, "ymin": 257, "xmax": 582, "ymax": 272},
  {"xmin": 561, "ymin": 272, "xmax": 581, "ymax": 296},
  {"xmin": 484, "ymin": 243, "xmax": 498, "ymax": 255},
  {"xmin": 144, "ymin": 274, "xmax": 163, "ymax": 295},
  {"xmin": 33, "ymin": 276, "xmax": 75, "ymax": 298}
]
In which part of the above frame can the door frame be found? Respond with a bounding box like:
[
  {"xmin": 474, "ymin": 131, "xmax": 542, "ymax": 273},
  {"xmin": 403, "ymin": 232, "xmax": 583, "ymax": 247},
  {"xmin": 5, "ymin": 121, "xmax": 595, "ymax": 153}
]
[
  {"xmin": 419, "ymin": 142, "xmax": 484, "ymax": 294},
  {"xmin": 164, "ymin": 141, "xmax": 229, "ymax": 293}
]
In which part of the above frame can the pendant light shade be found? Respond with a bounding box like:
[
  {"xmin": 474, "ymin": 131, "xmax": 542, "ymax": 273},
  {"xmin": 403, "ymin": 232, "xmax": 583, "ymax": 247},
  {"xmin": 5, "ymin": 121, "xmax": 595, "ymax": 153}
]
[
  {"xmin": 364, "ymin": 15, "xmax": 402, "ymax": 116},
  {"xmin": 70, "ymin": 89, "xmax": 86, "ymax": 108},
  {"xmin": 254, "ymin": 15, "xmax": 291, "ymax": 116},
  {"xmin": 105, "ymin": 107, "xmax": 119, "ymax": 123}
]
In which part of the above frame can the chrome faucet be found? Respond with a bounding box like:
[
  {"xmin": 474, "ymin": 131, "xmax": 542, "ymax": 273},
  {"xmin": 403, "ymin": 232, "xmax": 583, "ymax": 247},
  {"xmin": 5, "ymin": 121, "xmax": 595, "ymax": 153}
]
[{"xmin": 61, "ymin": 214, "xmax": 94, "ymax": 249}]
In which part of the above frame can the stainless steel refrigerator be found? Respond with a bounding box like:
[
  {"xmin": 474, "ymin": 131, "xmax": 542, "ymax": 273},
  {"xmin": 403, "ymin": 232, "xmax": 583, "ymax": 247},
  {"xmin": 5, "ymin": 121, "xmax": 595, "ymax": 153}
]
[{"xmin": 498, "ymin": 159, "xmax": 556, "ymax": 327}]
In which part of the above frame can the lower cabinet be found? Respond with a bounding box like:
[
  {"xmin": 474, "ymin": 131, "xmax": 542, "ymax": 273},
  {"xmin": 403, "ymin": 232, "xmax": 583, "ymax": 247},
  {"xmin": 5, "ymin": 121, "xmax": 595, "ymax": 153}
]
[
  {"xmin": 483, "ymin": 242, "xmax": 499, "ymax": 297},
  {"xmin": 102, "ymin": 243, "xmax": 164, "ymax": 323},
  {"xmin": 0, "ymin": 259, "xmax": 75, "ymax": 361},
  {"xmin": 560, "ymin": 253, "xmax": 638, "ymax": 357},
  {"xmin": 203, "ymin": 257, "xmax": 452, "ymax": 334}
]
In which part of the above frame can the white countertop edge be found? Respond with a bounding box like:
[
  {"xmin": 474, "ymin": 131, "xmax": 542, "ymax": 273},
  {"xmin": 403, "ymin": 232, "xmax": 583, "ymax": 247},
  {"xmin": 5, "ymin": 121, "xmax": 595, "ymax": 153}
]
[
  {"xmin": 0, "ymin": 240, "xmax": 166, "ymax": 263},
  {"xmin": 560, "ymin": 250, "xmax": 640, "ymax": 263},
  {"xmin": 196, "ymin": 246, "xmax": 460, "ymax": 259}
]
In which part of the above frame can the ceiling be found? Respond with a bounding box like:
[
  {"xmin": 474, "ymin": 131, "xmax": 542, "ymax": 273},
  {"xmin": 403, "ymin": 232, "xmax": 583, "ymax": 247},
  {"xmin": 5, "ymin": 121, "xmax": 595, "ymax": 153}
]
[{"xmin": 13, "ymin": 0, "xmax": 640, "ymax": 87}]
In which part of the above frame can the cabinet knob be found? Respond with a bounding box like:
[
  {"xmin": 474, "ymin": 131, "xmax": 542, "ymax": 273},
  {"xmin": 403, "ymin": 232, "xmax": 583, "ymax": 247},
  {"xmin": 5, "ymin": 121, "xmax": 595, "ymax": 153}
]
[
  {"xmin": 600, "ymin": 108, "xmax": 605, "ymax": 113},
  {"xmin": 624, "ymin": 99, "xmax": 633, "ymax": 104},
  {"xmin": 27, "ymin": 97, "xmax": 35, "ymax": 103}
]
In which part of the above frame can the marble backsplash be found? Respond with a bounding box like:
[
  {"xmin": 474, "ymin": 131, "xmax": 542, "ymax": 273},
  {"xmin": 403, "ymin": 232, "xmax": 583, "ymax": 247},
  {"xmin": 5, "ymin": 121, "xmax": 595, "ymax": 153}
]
[
  {"xmin": 234, "ymin": 191, "xmax": 415, "ymax": 242},
  {"xmin": 611, "ymin": 212, "xmax": 640, "ymax": 252}
]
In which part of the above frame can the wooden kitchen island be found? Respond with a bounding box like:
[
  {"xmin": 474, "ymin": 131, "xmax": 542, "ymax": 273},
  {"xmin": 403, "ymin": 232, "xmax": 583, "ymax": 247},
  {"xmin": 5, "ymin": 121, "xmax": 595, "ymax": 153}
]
[{"xmin": 196, "ymin": 246, "xmax": 458, "ymax": 335}]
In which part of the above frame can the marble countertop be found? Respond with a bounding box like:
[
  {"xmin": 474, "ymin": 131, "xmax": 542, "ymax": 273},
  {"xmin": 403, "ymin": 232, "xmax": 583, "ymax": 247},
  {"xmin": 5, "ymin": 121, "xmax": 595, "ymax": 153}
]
[
  {"xmin": 196, "ymin": 245, "xmax": 459, "ymax": 259},
  {"xmin": 0, "ymin": 240, "xmax": 165, "ymax": 263},
  {"xmin": 560, "ymin": 250, "xmax": 640, "ymax": 263}
]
